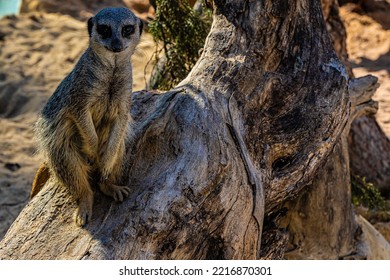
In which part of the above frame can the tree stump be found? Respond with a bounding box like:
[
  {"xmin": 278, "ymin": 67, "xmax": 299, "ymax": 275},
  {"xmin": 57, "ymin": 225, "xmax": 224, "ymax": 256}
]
[
  {"xmin": 0, "ymin": 0, "xmax": 351, "ymax": 259},
  {"xmin": 272, "ymin": 0, "xmax": 389, "ymax": 259}
]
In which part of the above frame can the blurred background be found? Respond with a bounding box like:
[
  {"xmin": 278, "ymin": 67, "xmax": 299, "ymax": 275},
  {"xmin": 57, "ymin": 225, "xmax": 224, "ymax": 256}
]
[{"xmin": 0, "ymin": 0, "xmax": 389, "ymax": 242}]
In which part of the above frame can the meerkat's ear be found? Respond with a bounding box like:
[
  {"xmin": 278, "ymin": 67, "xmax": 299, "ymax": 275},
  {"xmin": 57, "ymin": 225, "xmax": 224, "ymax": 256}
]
[
  {"xmin": 88, "ymin": 17, "xmax": 94, "ymax": 37},
  {"xmin": 139, "ymin": 20, "xmax": 143, "ymax": 36}
]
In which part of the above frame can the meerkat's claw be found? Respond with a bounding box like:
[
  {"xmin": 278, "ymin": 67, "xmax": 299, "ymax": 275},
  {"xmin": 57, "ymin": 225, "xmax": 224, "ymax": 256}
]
[
  {"xmin": 99, "ymin": 182, "xmax": 130, "ymax": 202},
  {"xmin": 114, "ymin": 190, "xmax": 123, "ymax": 202},
  {"xmin": 113, "ymin": 184, "xmax": 131, "ymax": 202}
]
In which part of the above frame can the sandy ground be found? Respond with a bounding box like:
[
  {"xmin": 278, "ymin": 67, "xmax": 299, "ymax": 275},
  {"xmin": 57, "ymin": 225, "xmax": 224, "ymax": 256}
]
[
  {"xmin": 0, "ymin": 1, "xmax": 389, "ymax": 244},
  {"xmin": 340, "ymin": 4, "xmax": 390, "ymax": 137},
  {"xmin": 20, "ymin": 0, "xmax": 155, "ymax": 21}
]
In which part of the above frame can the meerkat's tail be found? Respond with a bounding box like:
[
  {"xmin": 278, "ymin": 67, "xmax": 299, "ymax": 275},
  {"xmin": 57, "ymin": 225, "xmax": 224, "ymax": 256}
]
[{"xmin": 31, "ymin": 162, "xmax": 50, "ymax": 199}]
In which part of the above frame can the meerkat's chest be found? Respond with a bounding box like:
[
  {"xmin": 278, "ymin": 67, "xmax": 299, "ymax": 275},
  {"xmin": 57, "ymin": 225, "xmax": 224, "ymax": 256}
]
[
  {"xmin": 90, "ymin": 87, "xmax": 129, "ymax": 126},
  {"xmin": 89, "ymin": 67, "xmax": 131, "ymax": 126},
  {"xmin": 90, "ymin": 97, "xmax": 119, "ymax": 126}
]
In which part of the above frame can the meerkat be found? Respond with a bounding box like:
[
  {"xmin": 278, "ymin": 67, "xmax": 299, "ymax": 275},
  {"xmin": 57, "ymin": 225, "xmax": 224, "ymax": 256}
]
[{"xmin": 34, "ymin": 7, "xmax": 143, "ymax": 226}]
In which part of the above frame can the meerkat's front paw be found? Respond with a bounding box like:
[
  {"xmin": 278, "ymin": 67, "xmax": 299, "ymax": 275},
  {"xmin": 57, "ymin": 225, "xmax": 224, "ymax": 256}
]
[
  {"xmin": 99, "ymin": 182, "xmax": 130, "ymax": 202},
  {"xmin": 74, "ymin": 197, "xmax": 93, "ymax": 227},
  {"xmin": 112, "ymin": 184, "xmax": 131, "ymax": 202}
]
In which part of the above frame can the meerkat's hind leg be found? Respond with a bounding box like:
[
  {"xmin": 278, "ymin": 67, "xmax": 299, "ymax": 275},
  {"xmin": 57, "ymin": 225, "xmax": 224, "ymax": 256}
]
[
  {"xmin": 50, "ymin": 147, "xmax": 94, "ymax": 227},
  {"xmin": 72, "ymin": 170, "xmax": 94, "ymax": 227},
  {"xmin": 74, "ymin": 187, "xmax": 94, "ymax": 226}
]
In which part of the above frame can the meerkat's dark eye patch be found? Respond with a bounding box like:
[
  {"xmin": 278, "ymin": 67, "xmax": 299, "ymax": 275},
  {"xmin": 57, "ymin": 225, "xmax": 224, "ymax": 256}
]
[
  {"xmin": 122, "ymin": 25, "xmax": 135, "ymax": 38},
  {"xmin": 97, "ymin": 24, "xmax": 112, "ymax": 39}
]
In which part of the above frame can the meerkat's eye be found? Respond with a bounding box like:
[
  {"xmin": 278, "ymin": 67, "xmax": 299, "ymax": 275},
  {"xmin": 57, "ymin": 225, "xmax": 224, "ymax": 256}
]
[
  {"xmin": 122, "ymin": 25, "xmax": 135, "ymax": 38},
  {"xmin": 96, "ymin": 24, "xmax": 112, "ymax": 39}
]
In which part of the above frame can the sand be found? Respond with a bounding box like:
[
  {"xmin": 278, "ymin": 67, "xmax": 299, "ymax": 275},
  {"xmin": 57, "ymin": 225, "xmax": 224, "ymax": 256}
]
[
  {"xmin": 0, "ymin": 1, "xmax": 389, "ymax": 243},
  {"xmin": 341, "ymin": 3, "xmax": 390, "ymax": 137}
]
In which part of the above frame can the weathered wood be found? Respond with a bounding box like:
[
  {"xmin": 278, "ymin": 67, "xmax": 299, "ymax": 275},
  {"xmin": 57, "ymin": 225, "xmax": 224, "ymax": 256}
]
[
  {"xmin": 281, "ymin": 136, "xmax": 358, "ymax": 259},
  {"xmin": 265, "ymin": 75, "xmax": 380, "ymax": 260},
  {"xmin": 321, "ymin": 0, "xmax": 352, "ymax": 77},
  {"xmin": 182, "ymin": 0, "xmax": 349, "ymax": 214},
  {"xmin": 272, "ymin": 0, "xmax": 389, "ymax": 260},
  {"xmin": 0, "ymin": 0, "xmax": 349, "ymax": 259}
]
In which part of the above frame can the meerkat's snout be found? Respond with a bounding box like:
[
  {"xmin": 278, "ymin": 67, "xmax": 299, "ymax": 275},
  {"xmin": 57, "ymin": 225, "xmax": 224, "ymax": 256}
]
[{"xmin": 111, "ymin": 38, "xmax": 124, "ymax": 53}]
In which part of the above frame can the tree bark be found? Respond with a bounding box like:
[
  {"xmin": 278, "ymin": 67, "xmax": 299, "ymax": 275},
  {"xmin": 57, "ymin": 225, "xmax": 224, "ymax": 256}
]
[
  {"xmin": 0, "ymin": 0, "xmax": 349, "ymax": 259},
  {"xmin": 272, "ymin": 0, "xmax": 389, "ymax": 260},
  {"xmin": 321, "ymin": 0, "xmax": 352, "ymax": 77},
  {"xmin": 279, "ymin": 75, "xmax": 379, "ymax": 259}
]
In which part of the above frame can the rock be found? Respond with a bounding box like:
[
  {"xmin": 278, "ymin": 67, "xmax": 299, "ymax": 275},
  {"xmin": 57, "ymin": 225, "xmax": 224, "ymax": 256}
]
[{"xmin": 4, "ymin": 163, "xmax": 21, "ymax": 172}]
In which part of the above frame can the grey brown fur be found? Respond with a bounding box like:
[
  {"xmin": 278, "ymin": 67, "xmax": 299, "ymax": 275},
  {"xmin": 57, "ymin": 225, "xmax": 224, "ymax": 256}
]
[{"xmin": 35, "ymin": 7, "xmax": 143, "ymax": 226}]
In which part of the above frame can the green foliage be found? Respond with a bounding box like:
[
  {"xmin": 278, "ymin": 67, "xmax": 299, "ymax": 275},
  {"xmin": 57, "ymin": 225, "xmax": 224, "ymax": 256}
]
[
  {"xmin": 351, "ymin": 175, "xmax": 385, "ymax": 210},
  {"xmin": 148, "ymin": 0, "xmax": 212, "ymax": 90}
]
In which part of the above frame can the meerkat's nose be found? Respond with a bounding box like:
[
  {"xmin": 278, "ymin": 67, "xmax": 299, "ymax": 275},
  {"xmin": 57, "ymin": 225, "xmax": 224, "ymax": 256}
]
[{"xmin": 111, "ymin": 38, "xmax": 123, "ymax": 53}]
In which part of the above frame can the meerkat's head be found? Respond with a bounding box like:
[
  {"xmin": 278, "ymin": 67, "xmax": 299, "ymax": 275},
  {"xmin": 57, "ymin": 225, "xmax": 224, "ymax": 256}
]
[{"xmin": 88, "ymin": 7, "xmax": 143, "ymax": 55}]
